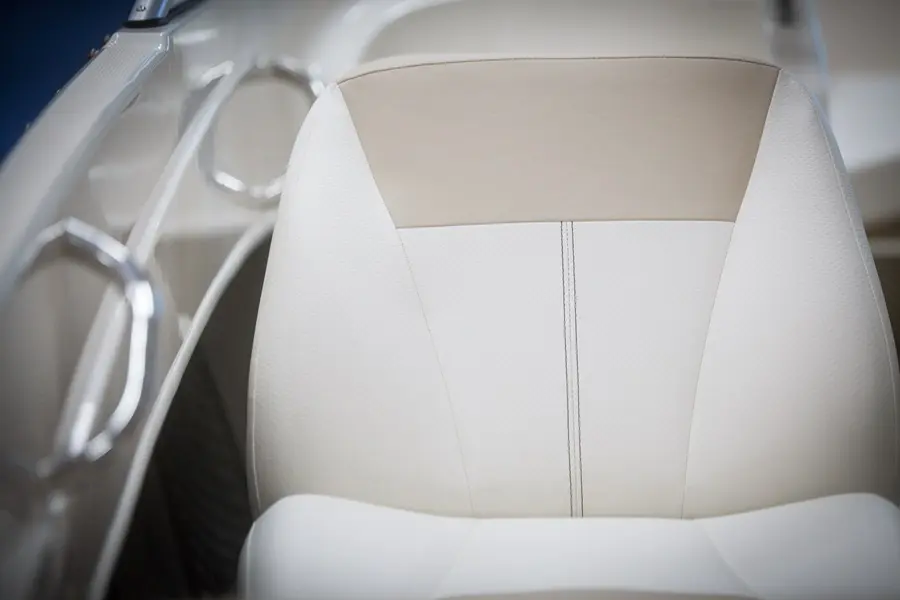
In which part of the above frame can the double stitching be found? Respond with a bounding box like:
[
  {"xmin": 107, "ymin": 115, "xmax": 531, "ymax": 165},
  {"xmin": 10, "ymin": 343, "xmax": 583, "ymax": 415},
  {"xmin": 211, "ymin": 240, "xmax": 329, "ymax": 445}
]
[{"xmin": 561, "ymin": 221, "xmax": 583, "ymax": 517}]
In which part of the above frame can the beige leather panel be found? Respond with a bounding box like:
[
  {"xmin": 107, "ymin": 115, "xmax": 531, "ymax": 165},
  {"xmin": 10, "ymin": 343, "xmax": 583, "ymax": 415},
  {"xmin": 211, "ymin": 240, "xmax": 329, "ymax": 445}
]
[{"xmin": 339, "ymin": 57, "xmax": 778, "ymax": 227}]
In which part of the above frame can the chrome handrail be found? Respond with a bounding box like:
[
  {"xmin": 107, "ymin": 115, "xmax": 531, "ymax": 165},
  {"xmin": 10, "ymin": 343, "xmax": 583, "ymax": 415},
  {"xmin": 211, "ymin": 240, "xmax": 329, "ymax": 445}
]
[
  {"xmin": 183, "ymin": 57, "xmax": 324, "ymax": 209},
  {"xmin": 5, "ymin": 218, "xmax": 161, "ymax": 482}
]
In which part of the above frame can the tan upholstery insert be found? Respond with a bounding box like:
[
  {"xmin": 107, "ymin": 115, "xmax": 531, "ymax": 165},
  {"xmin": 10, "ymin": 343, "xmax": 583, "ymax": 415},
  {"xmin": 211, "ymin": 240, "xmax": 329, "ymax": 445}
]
[{"xmin": 339, "ymin": 56, "xmax": 779, "ymax": 227}]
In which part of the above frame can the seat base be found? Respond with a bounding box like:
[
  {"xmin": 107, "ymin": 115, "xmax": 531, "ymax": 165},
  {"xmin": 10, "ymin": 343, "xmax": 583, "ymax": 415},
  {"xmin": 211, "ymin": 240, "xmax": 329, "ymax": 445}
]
[{"xmin": 239, "ymin": 493, "xmax": 900, "ymax": 600}]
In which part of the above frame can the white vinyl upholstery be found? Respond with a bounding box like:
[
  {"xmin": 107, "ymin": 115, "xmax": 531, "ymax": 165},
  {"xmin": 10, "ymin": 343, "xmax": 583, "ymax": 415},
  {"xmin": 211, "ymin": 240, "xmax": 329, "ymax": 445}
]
[
  {"xmin": 574, "ymin": 221, "xmax": 735, "ymax": 517},
  {"xmin": 399, "ymin": 223, "xmax": 571, "ymax": 517},
  {"xmin": 243, "ymin": 56, "xmax": 900, "ymax": 597},
  {"xmin": 240, "ymin": 493, "xmax": 900, "ymax": 600}
]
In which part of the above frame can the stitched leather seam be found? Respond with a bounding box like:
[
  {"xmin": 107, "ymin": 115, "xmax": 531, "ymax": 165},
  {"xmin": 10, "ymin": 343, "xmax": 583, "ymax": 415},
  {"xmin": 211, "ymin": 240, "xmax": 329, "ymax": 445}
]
[
  {"xmin": 397, "ymin": 227, "xmax": 477, "ymax": 517},
  {"xmin": 560, "ymin": 222, "xmax": 574, "ymax": 515},
  {"xmin": 677, "ymin": 72, "xmax": 779, "ymax": 518},
  {"xmin": 680, "ymin": 223, "xmax": 735, "ymax": 518},
  {"xmin": 428, "ymin": 521, "xmax": 478, "ymax": 599},
  {"xmin": 573, "ymin": 224, "xmax": 584, "ymax": 515},
  {"xmin": 696, "ymin": 522, "xmax": 764, "ymax": 599},
  {"xmin": 567, "ymin": 222, "xmax": 574, "ymax": 516},
  {"xmin": 337, "ymin": 86, "xmax": 476, "ymax": 515},
  {"xmin": 339, "ymin": 55, "xmax": 779, "ymax": 84},
  {"xmin": 561, "ymin": 221, "xmax": 583, "ymax": 517}
]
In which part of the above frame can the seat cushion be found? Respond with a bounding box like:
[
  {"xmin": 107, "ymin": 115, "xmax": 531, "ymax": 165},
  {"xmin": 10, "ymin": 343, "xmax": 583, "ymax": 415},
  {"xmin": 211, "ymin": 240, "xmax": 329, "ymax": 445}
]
[{"xmin": 239, "ymin": 493, "xmax": 900, "ymax": 600}]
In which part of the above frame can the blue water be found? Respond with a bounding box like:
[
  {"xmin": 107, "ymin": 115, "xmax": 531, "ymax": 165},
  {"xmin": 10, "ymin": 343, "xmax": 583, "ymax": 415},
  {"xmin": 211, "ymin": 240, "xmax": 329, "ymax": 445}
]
[{"xmin": 1, "ymin": 0, "xmax": 134, "ymax": 161}]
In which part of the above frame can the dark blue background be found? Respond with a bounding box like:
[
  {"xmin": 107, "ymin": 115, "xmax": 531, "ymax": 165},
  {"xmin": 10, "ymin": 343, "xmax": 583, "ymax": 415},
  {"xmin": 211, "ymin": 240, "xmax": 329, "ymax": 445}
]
[{"xmin": 1, "ymin": 0, "xmax": 134, "ymax": 161}]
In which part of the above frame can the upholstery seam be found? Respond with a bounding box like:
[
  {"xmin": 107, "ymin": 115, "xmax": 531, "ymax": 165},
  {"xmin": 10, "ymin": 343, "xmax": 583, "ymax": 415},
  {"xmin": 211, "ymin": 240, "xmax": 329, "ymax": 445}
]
[
  {"xmin": 678, "ymin": 71, "xmax": 777, "ymax": 518},
  {"xmin": 339, "ymin": 55, "xmax": 779, "ymax": 85},
  {"xmin": 572, "ymin": 223, "xmax": 584, "ymax": 516},
  {"xmin": 428, "ymin": 521, "xmax": 478, "ymax": 599},
  {"xmin": 561, "ymin": 222, "xmax": 574, "ymax": 516},
  {"xmin": 679, "ymin": 224, "xmax": 735, "ymax": 518},
  {"xmin": 340, "ymin": 85, "xmax": 475, "ymax": 514},
  {"xmin": 561, "ymin": 221, "xmax": 583, "ymax": 517},
  {"xmin": 398, "ymin": 234, "xmax": 476, "ymax": 516},
  {"xmin": 564, "ymin": 221, "xmax": 574, "ymax": 516},
  {"xmin": 809, "ymin": 78, "xmax": 900, "ymax": 492},
  {"xmin": 397, "ymin": 219, "xmax": 737, "ymax": 231},
  {"xmin": 695, "ymin": 522, "xmax": 764, "ymax": 599}
]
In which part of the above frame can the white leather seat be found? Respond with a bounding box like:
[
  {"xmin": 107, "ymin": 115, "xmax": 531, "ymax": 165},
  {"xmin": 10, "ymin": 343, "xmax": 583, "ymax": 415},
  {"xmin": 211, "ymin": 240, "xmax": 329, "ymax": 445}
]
[
  {"xmin": 241, "ymin": 494, "xmax": 900, "ymax": 600},
  {"xmin": 241, "ymin": 56, "xmax": 900, "ymax": 598}
]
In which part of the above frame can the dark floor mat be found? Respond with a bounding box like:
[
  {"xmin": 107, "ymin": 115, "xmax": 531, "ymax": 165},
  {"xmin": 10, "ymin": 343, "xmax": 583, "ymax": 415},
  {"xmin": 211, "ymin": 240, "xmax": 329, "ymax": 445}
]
[{"xmin": 108, "ymin": 346, "xmax": 253, "ymax": 600}]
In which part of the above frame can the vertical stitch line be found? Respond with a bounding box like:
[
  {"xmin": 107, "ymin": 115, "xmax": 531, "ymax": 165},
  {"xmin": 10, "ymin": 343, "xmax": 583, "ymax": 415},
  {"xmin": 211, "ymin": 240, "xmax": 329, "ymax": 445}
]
[
  {"xmin": 571, "ymin": 223, "xmax": 584, "ymax": 517},
  {"xmin": 561, "ymin": 221, "xmax": 574, "ymax": 517},
  {"xmin": 567, "ymin": 222, "xmax": 578, "ymax": 517},
  {"xmin": 561, "ymin": 221, "xmax": 583, "ymax": 517}
]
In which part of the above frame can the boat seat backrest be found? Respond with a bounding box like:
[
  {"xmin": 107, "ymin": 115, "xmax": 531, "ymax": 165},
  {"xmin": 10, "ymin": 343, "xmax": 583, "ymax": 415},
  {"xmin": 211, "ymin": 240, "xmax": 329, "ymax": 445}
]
[{"xmin": 248, "ymin": 56, "xmax": 900, "ymax": 519}]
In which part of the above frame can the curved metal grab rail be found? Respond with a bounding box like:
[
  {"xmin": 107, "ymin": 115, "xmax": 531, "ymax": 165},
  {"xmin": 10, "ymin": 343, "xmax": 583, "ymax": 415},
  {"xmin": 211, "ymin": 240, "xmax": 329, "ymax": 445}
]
[
  {"xmin": 185, "ymin": 57, "xmax": 325, "ymax": 209},
  {"xmin": 7, "ymin": 218, "xmax": 160, "ymax": 482}
]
